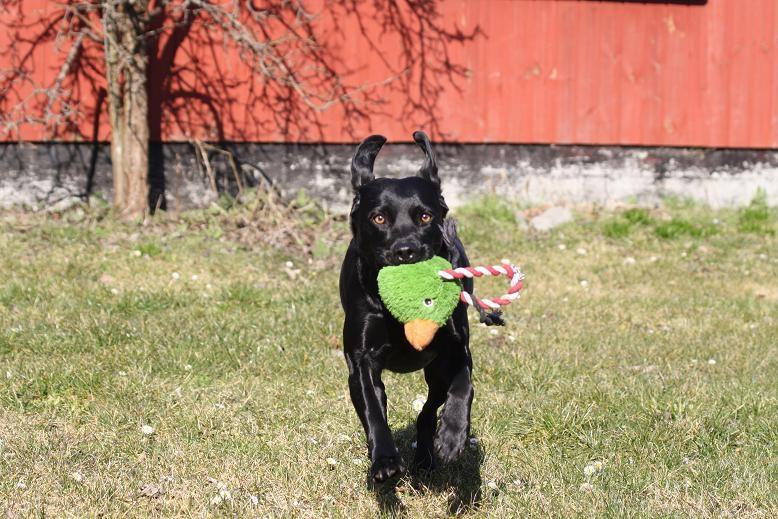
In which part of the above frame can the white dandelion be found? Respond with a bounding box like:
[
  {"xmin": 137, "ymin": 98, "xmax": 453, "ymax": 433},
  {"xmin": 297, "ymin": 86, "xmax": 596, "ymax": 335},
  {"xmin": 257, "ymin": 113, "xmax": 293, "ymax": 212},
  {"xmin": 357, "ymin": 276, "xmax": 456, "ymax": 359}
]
[{"xmin": 584, "ymin": 460, "xmax": 605, "ymax": 477}]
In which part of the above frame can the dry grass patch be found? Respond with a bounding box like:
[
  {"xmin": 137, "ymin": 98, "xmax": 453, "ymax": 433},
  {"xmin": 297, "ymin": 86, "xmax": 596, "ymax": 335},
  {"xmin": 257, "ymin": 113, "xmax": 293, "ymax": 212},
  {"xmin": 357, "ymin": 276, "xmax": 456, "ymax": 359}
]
[{"xmin": 1, "ymin": 197, "xmax": 777, "ymax": 517}]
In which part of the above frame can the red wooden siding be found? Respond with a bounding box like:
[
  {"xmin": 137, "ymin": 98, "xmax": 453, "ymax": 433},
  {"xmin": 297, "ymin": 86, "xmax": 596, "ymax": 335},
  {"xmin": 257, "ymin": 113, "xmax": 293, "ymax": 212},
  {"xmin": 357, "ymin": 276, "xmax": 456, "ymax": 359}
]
[{"xmin": 1, "ymin": 0, "xmax": 777, "ymax": 147}]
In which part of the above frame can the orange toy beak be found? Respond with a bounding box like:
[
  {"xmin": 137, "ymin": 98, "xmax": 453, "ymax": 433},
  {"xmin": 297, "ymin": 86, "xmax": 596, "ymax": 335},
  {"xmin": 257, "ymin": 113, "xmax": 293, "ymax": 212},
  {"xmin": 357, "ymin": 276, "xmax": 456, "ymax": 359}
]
[{"xmin": 404, "ymin": 319, "xmax": 440, "ymax": 351}]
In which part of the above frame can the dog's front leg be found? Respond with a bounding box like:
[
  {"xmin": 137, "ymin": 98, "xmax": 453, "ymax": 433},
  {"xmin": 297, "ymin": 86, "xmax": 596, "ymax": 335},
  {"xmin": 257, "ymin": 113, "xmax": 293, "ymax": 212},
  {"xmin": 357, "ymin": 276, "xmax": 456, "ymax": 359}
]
[
  {"xmin": 344, "ymin": 315, "xmax": 405, "ymax": 482},
  {"xmin": 347, "ymin": 357, "xmax": 405, "ymax": 482}
]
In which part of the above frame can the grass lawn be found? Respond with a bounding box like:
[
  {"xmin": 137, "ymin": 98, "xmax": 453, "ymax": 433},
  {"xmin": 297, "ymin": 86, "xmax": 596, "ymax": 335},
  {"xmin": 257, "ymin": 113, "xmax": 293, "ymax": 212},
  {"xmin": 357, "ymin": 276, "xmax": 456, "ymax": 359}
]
[{"xmin": 1, "ymin": 194, "xmax": 776, "ymax": 517}]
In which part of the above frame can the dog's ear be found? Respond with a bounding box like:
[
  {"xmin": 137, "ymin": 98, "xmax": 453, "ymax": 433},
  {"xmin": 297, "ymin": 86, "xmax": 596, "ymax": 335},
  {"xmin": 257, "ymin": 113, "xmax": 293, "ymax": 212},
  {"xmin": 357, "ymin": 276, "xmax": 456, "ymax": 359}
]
[
  {"xmin": 412, "ymin": 130, "xmax": 440, "ymax": 187},
  {"xmin": 351, "ymin": 135, "xmax": 386, "ymax": 192},
  {"xmin": 438, "ymin": 194, "xmax": 449, "ymax": 219}
]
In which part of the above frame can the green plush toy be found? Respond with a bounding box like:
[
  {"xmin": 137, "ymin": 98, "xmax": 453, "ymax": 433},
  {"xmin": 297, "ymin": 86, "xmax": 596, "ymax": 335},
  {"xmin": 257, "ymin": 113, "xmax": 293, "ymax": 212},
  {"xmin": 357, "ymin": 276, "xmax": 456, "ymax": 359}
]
[
  {"xmin": 377, "ymin": 255, "xmax": 525, "ymax": 350},
  {"xmin": 377, "ymin": 256, "xmax": 462, "ymax": 351}
]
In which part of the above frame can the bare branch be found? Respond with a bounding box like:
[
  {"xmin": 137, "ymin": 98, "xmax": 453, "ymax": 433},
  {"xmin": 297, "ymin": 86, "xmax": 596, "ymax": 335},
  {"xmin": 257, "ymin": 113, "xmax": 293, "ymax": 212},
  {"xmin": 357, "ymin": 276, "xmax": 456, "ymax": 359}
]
[{"xmin": 0, "ymin": 0, "xmax": 479, "ymax": 141}]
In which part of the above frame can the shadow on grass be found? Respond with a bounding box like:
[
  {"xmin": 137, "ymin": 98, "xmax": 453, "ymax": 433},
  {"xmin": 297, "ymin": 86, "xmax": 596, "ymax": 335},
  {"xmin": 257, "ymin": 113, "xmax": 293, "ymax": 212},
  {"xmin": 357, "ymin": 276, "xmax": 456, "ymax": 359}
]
[{"xmin": 369, "ymin": 422, "xmax": 484, "ymax": 516}]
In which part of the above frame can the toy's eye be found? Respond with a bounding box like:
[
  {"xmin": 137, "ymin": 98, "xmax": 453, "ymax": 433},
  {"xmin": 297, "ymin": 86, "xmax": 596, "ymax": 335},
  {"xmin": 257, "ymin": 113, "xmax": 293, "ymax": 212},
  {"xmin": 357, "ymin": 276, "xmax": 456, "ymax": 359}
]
[
  {"xmin": 372, "ymin": 214, "xmax": 386, "ymax": 225},
  {"xmin": 419, "ymin": 212, "xmax": 433, "ymax": 224},
  {"xmin": 423, "ymin": 298, "xmax": 434, "ymax": 307}
]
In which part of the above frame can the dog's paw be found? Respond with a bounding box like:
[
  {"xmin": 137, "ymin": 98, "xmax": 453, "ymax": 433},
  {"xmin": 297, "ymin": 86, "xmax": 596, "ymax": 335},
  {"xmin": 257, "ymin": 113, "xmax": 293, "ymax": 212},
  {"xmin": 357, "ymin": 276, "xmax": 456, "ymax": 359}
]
[
  {"xmin": 370, "ymin": 455, "xmax": 406, "ymax": 482},
  {"xmin": 412, "ymin": 446, "xmax": 436, "ymax": 473},
  {"xmin": 434, "ymin": 421, "xmax": 468, "ymax": 465}
]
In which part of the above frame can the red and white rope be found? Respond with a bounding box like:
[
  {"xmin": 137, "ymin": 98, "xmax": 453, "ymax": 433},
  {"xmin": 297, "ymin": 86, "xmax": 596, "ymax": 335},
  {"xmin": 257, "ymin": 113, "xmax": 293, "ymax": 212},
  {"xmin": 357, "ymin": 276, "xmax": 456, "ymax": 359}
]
[{"xmin": 438, "ymin": 261, "xmax": 525, "ymax": 310}]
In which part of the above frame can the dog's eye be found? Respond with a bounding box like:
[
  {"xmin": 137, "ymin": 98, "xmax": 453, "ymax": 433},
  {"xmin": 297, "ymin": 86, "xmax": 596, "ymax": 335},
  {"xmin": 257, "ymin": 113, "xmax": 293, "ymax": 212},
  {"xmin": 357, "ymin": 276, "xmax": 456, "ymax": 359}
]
[
  {"xmin": 371, "ymin": 214, "xmax": 386, "ymax": 225},
  {"xmin": 419, "ymin": 212, "xmax": 433, "ymax": 224},
  {"xmin": 423, "ymin": 298, "xmax": 434, "ymax": 307}
]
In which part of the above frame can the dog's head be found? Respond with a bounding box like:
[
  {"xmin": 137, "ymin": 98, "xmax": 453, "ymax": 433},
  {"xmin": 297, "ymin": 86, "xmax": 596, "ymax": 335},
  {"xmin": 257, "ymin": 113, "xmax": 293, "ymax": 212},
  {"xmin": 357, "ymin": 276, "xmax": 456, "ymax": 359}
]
[{"xmin": 349, "ymin": 131, "xmax": 449, "ymax": 269}]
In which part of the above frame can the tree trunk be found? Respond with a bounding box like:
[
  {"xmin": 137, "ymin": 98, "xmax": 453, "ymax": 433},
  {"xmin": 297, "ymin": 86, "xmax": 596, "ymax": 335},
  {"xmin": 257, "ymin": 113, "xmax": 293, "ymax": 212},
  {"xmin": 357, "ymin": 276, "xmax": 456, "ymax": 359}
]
[{"xmin": 104, "ymin": 1, "xmax": 149, "ymax": 221}]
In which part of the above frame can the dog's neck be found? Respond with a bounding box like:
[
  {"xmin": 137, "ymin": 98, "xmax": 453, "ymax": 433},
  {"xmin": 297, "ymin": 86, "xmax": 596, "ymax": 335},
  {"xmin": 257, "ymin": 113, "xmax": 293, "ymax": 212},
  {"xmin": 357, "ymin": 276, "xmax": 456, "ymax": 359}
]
[{"xmin": 354, "ymin": 253, "xmax": 384, "ymax": 311}]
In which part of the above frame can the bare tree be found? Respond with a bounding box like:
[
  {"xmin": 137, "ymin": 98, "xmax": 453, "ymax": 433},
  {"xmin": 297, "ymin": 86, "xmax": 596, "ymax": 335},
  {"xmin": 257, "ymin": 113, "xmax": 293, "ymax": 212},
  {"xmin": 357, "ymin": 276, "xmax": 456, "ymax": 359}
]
[
  {"xmin": 103, "ymin": 1, "xmax": 151, "ymax": 219},
  {"xmin": 0, "ymin": 0, "xmax": 480, "ymax": 220}
]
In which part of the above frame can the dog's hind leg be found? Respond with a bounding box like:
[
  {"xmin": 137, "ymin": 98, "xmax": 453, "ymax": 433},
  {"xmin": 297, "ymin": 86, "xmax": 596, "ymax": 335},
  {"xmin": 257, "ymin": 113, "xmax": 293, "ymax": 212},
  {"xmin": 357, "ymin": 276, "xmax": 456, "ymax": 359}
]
[
  {"xmin": 433, "ymin": 361, "xmax": 473, "ymax": 465},
  {"xmin": 413, "ymin": 367, "xmax": 448, "ymax": 472},
  {"xmin": 415, "ymin": 346, "xmax": 473, "ymax": 467}
]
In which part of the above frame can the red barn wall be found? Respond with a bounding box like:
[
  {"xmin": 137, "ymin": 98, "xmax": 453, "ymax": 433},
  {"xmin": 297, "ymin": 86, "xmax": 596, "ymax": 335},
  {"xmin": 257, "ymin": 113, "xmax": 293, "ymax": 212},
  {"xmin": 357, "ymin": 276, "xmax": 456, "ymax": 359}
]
[{"xmin": 2, "ymin": 0, "xmax": 777, "ymax": 147}]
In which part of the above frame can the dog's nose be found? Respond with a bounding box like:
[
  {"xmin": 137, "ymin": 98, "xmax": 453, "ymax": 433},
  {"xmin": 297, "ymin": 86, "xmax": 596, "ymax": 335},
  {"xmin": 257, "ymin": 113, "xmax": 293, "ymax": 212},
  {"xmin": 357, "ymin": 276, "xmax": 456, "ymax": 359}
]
[{"xmin": 392, "ymin": 244, "xmax": 418, "ymax": 264}]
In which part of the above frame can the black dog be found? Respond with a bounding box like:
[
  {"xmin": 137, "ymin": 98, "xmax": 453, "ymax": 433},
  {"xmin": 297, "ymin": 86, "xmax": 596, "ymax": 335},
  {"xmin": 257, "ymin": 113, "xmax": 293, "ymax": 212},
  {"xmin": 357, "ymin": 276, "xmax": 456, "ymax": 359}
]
[{"xmin": 340, "ymin": 131, "xmax": 501, "ymax": 482}]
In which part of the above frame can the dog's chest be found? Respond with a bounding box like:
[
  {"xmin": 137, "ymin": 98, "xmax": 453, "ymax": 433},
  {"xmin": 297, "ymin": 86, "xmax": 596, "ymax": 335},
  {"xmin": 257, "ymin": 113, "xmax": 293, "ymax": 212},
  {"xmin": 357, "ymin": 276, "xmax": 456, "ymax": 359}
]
[
  {"xmin": 383, "ymin": 343, "xmax": 438, "ymax": 373},
  {"xmin": 378, "ymin": 320, "xmax": 440, "ymax": 373}
]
